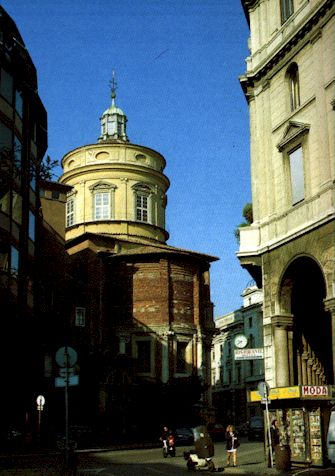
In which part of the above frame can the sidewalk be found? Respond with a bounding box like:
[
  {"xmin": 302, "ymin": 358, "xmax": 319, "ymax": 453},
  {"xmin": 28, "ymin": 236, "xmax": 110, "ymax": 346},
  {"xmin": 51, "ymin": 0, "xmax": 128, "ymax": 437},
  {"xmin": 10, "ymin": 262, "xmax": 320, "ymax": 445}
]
[
  {"xmin": 219, "ymin": 461, "xmax": 335, "ymax": 475},
  {"xmin": 0, "ymin": 445, "xmax": 334, "ymax": 476}
]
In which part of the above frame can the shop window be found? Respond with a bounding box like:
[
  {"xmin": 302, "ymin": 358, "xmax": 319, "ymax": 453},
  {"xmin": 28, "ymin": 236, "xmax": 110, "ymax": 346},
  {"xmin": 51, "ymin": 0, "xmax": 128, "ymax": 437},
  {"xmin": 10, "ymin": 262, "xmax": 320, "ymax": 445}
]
[
  {"xmin": 75, "ymin": 307, "xmax": 86, "ymax": 327},
  {"xmin": 280, "ymin": 0, "xmax": 294, "ymax": 24}
]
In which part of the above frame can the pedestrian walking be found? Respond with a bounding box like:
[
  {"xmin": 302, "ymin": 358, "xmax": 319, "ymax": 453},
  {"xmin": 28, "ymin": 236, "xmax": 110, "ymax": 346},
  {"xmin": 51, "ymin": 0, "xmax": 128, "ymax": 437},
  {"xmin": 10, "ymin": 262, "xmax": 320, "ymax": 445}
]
[{"xmin": 225, "ymin": 424, "xmax": 240, "ymax": 467}]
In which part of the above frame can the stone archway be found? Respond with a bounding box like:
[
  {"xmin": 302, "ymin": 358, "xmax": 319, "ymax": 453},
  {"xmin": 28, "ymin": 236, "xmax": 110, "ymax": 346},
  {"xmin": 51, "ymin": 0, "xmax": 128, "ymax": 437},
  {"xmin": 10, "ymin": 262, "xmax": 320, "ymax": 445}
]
[{"xmin": 279, "ymin": 256, "xmax": 332, "ymax": 385}]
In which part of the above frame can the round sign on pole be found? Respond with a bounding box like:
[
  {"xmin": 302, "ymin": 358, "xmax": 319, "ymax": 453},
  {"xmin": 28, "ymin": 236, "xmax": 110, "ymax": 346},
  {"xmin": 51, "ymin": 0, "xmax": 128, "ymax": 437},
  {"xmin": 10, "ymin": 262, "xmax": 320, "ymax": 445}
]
[
  {"xmin": 258, "ymin": 381, "xmax": 269, "ymax": 398},
  {"xmin": 55, "ymin": 346, "xmax": 78, "ymax": 368},
  {"xmin": 36, "ymin": 395, "xmax": 45, "ymax": 407}
]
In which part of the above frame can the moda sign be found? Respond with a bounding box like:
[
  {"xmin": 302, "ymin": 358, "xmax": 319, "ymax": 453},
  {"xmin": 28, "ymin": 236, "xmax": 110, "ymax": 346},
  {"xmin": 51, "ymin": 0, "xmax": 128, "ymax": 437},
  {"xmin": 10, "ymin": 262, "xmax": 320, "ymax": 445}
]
[{"xmin": 301, "ymin": 385, "xmax": 328, "ymax": 397}]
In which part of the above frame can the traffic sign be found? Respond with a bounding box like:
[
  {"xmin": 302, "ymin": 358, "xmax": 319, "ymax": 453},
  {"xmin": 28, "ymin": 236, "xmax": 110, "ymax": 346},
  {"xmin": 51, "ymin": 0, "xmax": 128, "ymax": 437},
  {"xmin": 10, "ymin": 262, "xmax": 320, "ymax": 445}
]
[
  {"xmin": 258, "ymin": 381, "xmax": 269, "ymax": 398},
  {"xmin": 36, "ymin": 395, "xmax": 45, "ymax": 407},
  {"xmin": 55, "ymin": 375, "xmax": 79, "ymax": 387},
  {"xmin": 55, "ymin": 346, "xmax": 77, "ymax": 368}
]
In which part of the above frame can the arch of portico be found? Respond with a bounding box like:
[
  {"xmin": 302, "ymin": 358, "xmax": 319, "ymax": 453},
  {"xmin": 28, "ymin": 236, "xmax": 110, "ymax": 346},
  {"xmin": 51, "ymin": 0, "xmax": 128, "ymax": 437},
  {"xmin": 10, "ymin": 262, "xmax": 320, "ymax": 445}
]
[{"xmin": 272, "ymin": 255, "xmax": 334, "ymax": 387}]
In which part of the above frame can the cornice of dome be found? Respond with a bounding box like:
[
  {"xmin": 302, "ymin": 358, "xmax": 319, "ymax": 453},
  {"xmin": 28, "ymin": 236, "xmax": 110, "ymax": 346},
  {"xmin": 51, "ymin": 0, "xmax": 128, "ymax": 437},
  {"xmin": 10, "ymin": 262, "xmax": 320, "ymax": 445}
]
[{"xmin": 59, "ymin": 162, "xmax": 170, "ymax": 188}]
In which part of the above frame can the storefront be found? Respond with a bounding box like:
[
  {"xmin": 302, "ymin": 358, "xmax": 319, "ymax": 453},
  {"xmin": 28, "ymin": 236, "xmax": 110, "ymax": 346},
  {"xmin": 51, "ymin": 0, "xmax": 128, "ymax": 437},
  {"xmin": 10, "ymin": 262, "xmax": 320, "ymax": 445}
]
[{"xmin": 249, "ymin": 385, "xmax": 335, "ymax": 467}]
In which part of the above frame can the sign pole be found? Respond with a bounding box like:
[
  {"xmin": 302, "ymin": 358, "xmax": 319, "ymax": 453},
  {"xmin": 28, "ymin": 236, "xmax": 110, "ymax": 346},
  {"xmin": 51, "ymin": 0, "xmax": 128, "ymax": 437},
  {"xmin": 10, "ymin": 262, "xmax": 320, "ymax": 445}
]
[
  {"xmin": 64, "ymin": 346, "xmax": 69, "ymax": 469},
  {"xmin": 36, "ymin": 395, "xmax": 45, "ymax": 446},
  {"xmin": 55, "ymin": 345, "xmax": 78, "ymax": 471},
  {"xmin": 265, "ymin": 385, "xmax": 273, "ymax": 468}
]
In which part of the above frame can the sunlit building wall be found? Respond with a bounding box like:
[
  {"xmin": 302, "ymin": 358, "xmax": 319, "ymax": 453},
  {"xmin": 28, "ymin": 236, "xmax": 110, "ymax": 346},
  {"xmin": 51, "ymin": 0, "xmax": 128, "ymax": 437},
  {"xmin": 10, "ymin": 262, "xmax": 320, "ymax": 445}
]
[{"xmin": 238, "ymin": 0, "xmax": 335, "ymax": 387}]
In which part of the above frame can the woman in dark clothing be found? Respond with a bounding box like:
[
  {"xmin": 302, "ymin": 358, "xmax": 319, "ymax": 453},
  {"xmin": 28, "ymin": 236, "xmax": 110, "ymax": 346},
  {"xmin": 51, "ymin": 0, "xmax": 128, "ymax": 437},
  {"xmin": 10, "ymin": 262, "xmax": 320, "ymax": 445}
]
[
  {"xmin": 225, "ymin": 424, "xmax": 239, "ymax": 466},
  {"xmin": 270, "ymin": 419, "xmax": 280, "ymax": 448}
]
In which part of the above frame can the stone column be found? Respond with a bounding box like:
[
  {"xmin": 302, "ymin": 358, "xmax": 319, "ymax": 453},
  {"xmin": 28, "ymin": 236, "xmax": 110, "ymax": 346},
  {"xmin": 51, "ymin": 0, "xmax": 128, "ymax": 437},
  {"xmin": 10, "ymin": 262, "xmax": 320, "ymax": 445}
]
[
  {"xmin": 272, "ymin": 314, "xmax": 293, "ymax": 387},
  {"xmin": 301, "ymin": 351, "xmax": 308, "ymax": 384},
  {"xmin": 324, "ymin": 297, "xmax": 335, "ymax": 381}
]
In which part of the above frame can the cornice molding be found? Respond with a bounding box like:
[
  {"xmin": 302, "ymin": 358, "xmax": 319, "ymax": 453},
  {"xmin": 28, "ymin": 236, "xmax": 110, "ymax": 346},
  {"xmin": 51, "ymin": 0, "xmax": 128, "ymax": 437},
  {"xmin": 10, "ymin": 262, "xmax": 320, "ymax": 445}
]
[{"xmin": 242, "ymin": 0, "xmax": 334, "ymax": 96}]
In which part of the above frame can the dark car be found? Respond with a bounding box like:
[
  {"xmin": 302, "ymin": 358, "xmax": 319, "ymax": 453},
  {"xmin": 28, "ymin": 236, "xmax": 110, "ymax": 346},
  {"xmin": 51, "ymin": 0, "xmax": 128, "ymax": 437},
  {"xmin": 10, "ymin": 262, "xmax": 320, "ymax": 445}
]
[
  {"xmin": 207, "ymin": 423, "xmax": 226, "ymax": 441},
  {"xmin": 235, "ymin": 422, "xmax": 248, "ymax": 437},
  {"xmin": 174, "ymin": 427, "xmax": 194, "ymax": 446},
  {"xmin": 248, "ymin": 416, "xmax": 264, "ymax": 440}
]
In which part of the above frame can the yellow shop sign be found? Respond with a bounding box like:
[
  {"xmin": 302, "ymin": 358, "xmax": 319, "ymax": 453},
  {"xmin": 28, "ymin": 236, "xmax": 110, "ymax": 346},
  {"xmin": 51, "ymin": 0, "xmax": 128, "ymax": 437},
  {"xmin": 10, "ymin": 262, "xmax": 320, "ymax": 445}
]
[{"xmin": 249, "ymin": 386, "xmax": 300, "ymax": 402}]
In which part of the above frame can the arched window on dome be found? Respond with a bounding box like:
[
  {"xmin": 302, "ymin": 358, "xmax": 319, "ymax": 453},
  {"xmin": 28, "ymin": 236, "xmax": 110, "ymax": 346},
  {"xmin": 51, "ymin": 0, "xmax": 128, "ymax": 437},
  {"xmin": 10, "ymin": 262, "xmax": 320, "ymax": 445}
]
[
  {"xmin": 89, "ymin": 181, "xmax": 116, "ymax": 221},
  {"xmin": 133, "ymin": 183, "xmax": 153, "ymax": 223},
  {"xmin": 287, "ymin": 63, "xmax": 300, "ymax": 111}
]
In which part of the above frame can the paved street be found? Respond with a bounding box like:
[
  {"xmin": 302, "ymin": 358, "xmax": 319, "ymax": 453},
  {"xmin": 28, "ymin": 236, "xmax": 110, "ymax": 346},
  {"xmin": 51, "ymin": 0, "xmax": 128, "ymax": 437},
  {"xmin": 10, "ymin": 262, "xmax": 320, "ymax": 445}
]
[{"xmin": 1, "ymin": 440, "xmax": 335, "ymax": 475}]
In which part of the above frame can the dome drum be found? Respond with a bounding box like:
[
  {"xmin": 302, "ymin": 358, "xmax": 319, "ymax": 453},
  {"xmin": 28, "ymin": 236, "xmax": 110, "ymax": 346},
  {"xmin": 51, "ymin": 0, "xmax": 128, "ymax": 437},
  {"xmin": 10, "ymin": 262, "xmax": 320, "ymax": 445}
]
[{"xmin": 61, "ymin": 144, "xmax": 167, "ymax": 174}]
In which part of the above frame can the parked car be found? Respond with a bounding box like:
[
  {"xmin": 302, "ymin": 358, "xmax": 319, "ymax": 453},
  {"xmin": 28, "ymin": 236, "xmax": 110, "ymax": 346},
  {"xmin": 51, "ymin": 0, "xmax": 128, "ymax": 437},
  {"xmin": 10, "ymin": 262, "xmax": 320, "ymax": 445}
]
[
  {"xmin": 174, "ymin": 427, "xmax": 194, "ymax": 446},
  {"xmin": 248, "ymin": 416, "xmax": 264, "ymax": 440},
  {"xmin": 207, "ymin": 423, "xmax": 226, "ymax": 441},
  {"xmin": 236, "ymin": 421, "xmax": 248, "ymax": 436}
]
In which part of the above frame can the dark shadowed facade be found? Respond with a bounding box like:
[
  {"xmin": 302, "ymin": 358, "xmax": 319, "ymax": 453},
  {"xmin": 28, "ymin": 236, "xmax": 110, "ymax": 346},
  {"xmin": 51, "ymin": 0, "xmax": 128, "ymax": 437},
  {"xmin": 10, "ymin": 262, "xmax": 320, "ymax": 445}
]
[{"xmin": 0, "ymin": 6, "xmax": 47, "ymax": 440}]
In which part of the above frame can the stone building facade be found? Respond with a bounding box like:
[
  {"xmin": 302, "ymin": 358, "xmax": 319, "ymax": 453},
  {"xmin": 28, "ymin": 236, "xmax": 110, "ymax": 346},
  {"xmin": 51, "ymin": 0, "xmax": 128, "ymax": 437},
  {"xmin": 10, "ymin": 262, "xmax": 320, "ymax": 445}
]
[
  {"xmin": 238, "ymin": 0, "xmax": 335, "ymax": 389},
  {"xmin": 211, "ymin": 285, "xmax": 264, "ymax": 427}
]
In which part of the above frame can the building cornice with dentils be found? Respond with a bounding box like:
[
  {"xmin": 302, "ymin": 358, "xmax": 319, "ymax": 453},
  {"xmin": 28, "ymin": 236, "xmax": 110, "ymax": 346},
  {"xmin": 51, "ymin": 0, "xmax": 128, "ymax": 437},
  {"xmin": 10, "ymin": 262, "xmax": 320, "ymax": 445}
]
[{"xmin": 240, "ymin": 0, "xmax": 334, "ymax": 101}]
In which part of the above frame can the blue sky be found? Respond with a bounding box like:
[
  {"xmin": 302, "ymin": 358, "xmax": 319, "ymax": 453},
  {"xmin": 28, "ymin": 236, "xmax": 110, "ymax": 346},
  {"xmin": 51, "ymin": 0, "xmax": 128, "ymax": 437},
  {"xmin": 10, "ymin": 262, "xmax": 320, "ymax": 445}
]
[{"xmin": 3, "ymin": 0, "xmax": 252, "ymax": 317}]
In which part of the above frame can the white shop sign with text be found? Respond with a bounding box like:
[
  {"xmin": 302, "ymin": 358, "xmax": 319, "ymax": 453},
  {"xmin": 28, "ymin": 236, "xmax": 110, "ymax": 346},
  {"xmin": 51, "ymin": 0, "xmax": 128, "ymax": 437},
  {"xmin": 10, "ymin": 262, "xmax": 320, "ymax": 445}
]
[
  {"xmin": 301, "ymin": 385, "xmax": 328, "ymax": 397},
  {"xmin": 234, "ymin": 348, "xmax": 264, "ymax": 360}
]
